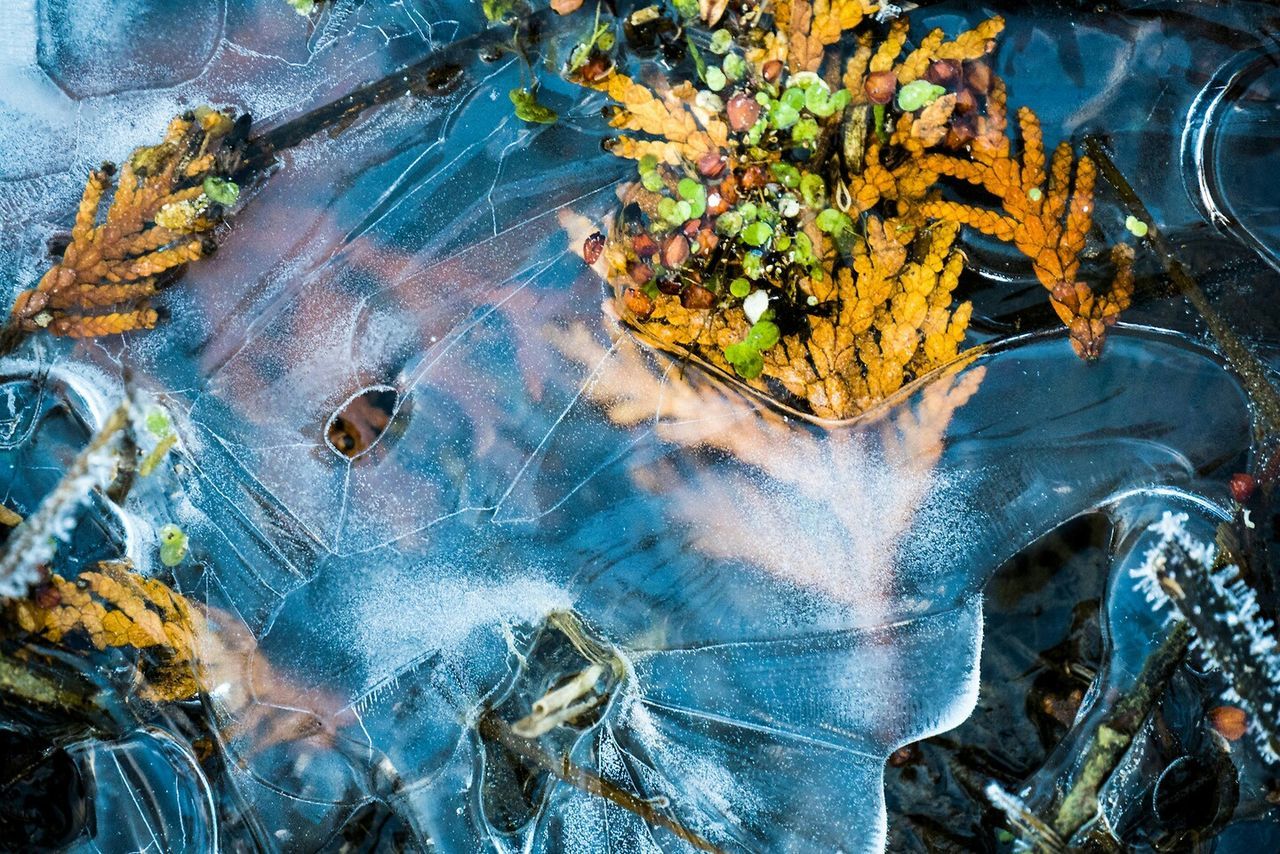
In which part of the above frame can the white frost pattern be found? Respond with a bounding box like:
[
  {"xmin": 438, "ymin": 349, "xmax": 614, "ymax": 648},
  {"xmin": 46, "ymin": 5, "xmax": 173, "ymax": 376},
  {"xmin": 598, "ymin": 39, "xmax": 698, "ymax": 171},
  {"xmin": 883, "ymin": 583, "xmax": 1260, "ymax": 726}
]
[
  {"xmin": 0, "ymin": 403, "xmax": 127, "ymax": 596},
  {"xmin": 1129, "ymin": 511, "xmax": 1280, "ymax": 762}
]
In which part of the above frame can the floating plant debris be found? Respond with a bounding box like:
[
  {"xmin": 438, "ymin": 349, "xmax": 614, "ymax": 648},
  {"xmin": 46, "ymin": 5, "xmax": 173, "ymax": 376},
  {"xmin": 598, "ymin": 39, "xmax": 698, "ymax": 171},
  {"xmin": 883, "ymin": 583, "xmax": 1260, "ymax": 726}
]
[
  {"xmin": 575, "ymin": 6, "xmax": 1137, "ymax": 417},
  {"xmin": 3, "ymin": 108, "xmax": 247, "ymax": 350}
]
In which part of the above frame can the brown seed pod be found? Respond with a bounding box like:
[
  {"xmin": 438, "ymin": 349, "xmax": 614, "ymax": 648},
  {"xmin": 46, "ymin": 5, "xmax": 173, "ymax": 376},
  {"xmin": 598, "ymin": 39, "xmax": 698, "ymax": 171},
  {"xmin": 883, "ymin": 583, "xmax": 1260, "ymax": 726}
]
[
  {"xmin": 865, "ymin": 70, "xmax": 897, "ymax": 105},
  {"xmin": 697, "ymin": 150, "xmax": 727, "ymax": 178},
  {"xmin": 583, "ymin": 231, "xmax": 605, "ymax": 264},
  {"xmin": 696, "ymin": 227, "xmax": 719, "ymax": 254},
  {"xmin": 632, "ymin": 232, "xmax": 658, "ymax": 257},
  {"xmin": 627, "ymin": 260, "xmax": 653, "ymax": 285},
  {"xmin": 1229, "ymin": 473, "xmax": 1256, "ymax": 504},
  {"xmin": 662, "ymin": 233, "xmax": 690, "ymax": 267},
  {"xmin": 727, "ymin": 92, "xmax": 761, "ymax": 132},
  {"xmin": 1209, "ymin": 705, "xmax": 1248, "ymax": 741},
  {"xmin": 925, "ymin": 60, "xmax": 962, "ymax": 89},
  {"xmin": 579, "ymin": 54, "xmax": 614, "ymax": 83},
  {"xmin": 623, "ymin": 286, "xmax": 654, "ymax": 319},
  {"xmin": 707, "ymin": 189, "xmax": 731, "ymax": 217},
  {"xmin": 740, "ymin": 164, "xmax": 767, "ymax": 191},
  {"xmin": 681, "ymin": 283, "xmax": 715, "ymax": 309},
  {"xmin": 965, "ymin": 60, "xmax": 993, "ymax": 94},
  {"xmin": 717, "ymin": 173, "xmax": 739, "ymax": 205}
]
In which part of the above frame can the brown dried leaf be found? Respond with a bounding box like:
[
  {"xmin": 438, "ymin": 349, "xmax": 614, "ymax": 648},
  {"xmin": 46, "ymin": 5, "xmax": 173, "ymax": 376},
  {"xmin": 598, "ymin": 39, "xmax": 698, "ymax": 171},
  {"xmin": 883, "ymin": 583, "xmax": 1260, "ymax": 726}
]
[{"xmin": 910, "ymin": 93, "xmax": 958, "ymax": 147}]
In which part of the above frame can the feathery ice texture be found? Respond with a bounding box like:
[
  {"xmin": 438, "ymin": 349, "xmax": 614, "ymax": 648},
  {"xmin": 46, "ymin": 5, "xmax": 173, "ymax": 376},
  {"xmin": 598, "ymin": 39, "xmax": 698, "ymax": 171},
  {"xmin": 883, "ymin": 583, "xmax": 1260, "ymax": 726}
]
[
  {"xmin": 1130, "ymin": 512, "xmax": 1280, "ymax": 763},
  {"xmin": 0, "ymin": 405, "xmax": 128, "ymax": 597}
]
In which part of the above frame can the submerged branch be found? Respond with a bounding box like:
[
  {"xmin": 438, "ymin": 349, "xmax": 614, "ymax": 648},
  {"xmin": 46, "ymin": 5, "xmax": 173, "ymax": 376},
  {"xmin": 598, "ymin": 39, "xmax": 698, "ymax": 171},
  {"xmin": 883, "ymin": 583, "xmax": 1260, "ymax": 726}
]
[
  {"xmin": 476, "ymin": 709, "xmax": 722, "ymax": 853},
  {"xmin": 1083, "ymin": 136, "xmax": 1280, "ymax": 441},
  {"xmin": 1048, "ymin": 620, "xmax": 1193, "ymax": 844},
  {"xmin": 238, "ymin": 9, "xmax": 557, "ymax": 175},
  {"xmin": 0, "ymin": 648, "xmax": 109, "ymax": 723}
]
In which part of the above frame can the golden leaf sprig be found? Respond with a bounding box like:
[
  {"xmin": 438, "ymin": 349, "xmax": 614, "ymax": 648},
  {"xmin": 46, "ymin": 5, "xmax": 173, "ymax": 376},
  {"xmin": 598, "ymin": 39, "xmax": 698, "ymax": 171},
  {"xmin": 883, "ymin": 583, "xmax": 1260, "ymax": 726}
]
[
  {"xmin": 559, "ymin": 2, "xmax": 1142, "ymax": 419},
  {"xmin": 568, "ymin": 9, "xmax": 1017, "ymax": 419},
  {"xmin": 918, "ymin": 105, "xmax": 1134, "ymax": 357},
  {"xmin": 771, "ymin": 0, "xmax": 878, "ymax": 74},
  {"xmin": 10, "ymin": 561, "xmax": 206, "ymax": 703},
  {"xmin": 8, "ymin": 107, "xmax": 246, "ymax": 342}
]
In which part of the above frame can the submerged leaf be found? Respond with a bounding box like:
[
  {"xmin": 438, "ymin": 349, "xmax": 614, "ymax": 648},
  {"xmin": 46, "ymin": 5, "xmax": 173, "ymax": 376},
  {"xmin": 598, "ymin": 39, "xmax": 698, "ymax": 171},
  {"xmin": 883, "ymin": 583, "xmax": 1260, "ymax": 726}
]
[{"xmin": 509, "ymin": 87, "xmax": 559, "ymax": 124}]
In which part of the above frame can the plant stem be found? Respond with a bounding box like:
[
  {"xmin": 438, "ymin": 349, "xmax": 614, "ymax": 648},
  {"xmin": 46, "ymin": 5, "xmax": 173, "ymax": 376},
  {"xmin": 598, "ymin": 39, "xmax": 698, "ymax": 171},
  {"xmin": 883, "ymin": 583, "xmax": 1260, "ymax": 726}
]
[
  {"xmin": 1083, "ymin": 136, "xmax": 1280, "ymax": 441},
  {"xmin": 238, "ymin": 9, "xmax": 555, "ymax": 175},
  {"xmin": 0, "ymin": 649, "xmax": 109, "ymax": 724},
  {"xmin": 1048, "ymin": 620, "xmax": 1192, "ymax": 844},
  {"xmin": 476, "ymin": 709, "xmax": 722, "ymax": 853}
]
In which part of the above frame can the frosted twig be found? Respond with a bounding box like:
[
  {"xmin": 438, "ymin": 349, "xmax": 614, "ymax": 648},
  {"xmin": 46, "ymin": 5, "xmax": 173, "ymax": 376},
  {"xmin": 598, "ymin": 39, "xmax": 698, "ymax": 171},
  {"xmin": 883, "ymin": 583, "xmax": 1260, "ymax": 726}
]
[
  {"xmin": 1131, "ymin": 511, "xmax": 1280, "ymax": 763},
  {"xmin": 985, "ymin": 781, "xmax": 1065, "ymax": 853},
  {"xmin": 0, "ymin": 403, "xmax": 129, "ymax": 597}
]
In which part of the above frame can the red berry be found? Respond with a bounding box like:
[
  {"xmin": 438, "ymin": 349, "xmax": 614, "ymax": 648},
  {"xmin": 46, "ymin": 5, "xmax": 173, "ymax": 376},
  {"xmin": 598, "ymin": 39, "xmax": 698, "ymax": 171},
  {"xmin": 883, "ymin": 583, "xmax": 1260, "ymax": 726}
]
[
  {"xmin": 661, "ymin": 233, "xmax": 690, "ymax": 268},
  {"xmin": 681, "ymin": 284, "xmax": 715, "ymax": 310},
  {"xmin": 726, "ymin": 92, "xmax": 761, "ymax": 132},
  {"xmin": 1230, "ymin": 472, "xmax": 1256, "ymax": 503},
  {"xmin": 864, "ymin": 71, "xmax": 898, "ymax": 106}
]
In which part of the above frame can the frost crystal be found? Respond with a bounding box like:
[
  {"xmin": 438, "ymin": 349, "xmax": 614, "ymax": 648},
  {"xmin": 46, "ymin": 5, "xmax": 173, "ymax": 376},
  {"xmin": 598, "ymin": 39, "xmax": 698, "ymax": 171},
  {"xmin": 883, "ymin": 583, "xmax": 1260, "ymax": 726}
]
[
  {"xmin": 1129, "ymin": 511, "xmax": 1280, "ymax": 762},
  {"xmin": 0, "ymin": 404, "xmax": 126, "ymax": 596}
]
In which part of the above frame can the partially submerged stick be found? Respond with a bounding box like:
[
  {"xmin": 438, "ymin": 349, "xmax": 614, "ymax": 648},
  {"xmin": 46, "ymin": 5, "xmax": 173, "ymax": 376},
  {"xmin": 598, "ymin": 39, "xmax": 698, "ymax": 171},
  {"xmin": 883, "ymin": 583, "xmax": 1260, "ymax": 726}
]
[
  {"xmin": 1084, "ymin": 136, "xmax": 1280, "ymax": 441},
  {"xmin": 477, "ymin": 709, "xmax": 722, "ymax": 853}
]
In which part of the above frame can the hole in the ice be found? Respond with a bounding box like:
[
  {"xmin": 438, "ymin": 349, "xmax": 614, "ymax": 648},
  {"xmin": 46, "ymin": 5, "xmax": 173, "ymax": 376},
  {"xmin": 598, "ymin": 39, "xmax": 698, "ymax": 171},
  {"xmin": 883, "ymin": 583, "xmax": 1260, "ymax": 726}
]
[{"xmin": 325, "ymin": 386, "xmax": 399, "ymax": 460}]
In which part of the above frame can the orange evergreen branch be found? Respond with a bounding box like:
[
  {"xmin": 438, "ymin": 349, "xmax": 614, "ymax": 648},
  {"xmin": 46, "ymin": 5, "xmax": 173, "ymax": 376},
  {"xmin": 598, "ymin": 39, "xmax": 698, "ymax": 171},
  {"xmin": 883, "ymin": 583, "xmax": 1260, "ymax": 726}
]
[
  {"xmin": 7, "ymin": 107, "xmax": 245, "ymax": 344},
  {"xmin": 842, "ymin": 17, "xmax": 1006, "ymax": 221},
  {"xmin": 11, "ymin": 561, "xmax": 206, "ymax": 703},
  {"xmin": 586, "ymin": 72, "xmax": 727, "ymax": 162},
  {"xmin": 782, "ymin": 0, "xmax": 875, "ymax": 74},
  {"xmin": 919, "ymin": 107, "xmax": 1131, "ymax": 357}
]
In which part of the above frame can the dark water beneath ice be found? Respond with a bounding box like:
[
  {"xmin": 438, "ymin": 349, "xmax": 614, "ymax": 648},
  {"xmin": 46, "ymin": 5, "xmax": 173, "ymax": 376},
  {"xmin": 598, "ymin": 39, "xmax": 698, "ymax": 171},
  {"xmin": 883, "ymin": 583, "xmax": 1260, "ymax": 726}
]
[{"xmin": 0, "ymin": 1, "xmax": 1278, "ymax": 851}]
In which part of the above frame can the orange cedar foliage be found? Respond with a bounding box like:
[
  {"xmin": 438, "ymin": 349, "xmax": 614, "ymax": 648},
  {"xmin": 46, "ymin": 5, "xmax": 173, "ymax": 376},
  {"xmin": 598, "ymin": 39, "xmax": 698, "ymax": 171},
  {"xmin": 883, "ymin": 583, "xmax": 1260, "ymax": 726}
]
[
  {"xmin": 607, "ymin": 215, "xmax": 969, "ymax": 420},
  {"xmin": 919, "ymin": 106, "xmax": 1134, "ymax": 357},
  {"xmin": 842, "ymin": 18, "xmax": 1006, "ymax": 219},
  {"xmin": 587, "ymin": 72, "xmax": 728, "ymax": 163},
  {"xmin": 9, "ymin": 107, "xmax": 240, "ymax": 340},
  {"xmin": 894, "ymin": 17, "xmax": 1004, "ymax": 84},
  {"xmin": 781, "ymin": 0, "xmax": 876, "ymax": 73},
  {"xmin": 11, "ymin": 561, "xmax": 205, "ymax": 703}
]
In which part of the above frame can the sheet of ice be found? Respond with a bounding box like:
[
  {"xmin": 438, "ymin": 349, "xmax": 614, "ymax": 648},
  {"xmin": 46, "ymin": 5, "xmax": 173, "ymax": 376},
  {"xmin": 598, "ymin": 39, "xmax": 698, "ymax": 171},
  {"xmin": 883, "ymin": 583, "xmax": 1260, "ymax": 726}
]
[{"xmin": 0, "ymin": 1, "xmax": 1267, "ymax": 851}]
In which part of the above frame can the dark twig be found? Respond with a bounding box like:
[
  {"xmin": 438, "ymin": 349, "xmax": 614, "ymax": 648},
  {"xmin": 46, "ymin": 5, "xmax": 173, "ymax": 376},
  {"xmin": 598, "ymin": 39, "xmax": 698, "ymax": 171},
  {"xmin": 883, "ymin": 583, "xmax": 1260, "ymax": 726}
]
[
  {"xmin": 477, "ymin": 709, "xmax": 722, "ymax": 853},
  {"xmin": 1046, "ymin": 621, "xmax": 1193, "ymax": 844},
  {"xmin": 1083, "ymin": 136, "xmax": 1280, "ymax": 442},
  {"xmin": 237, "ymin": 9, "xmax": 557, "ymax": 175}
]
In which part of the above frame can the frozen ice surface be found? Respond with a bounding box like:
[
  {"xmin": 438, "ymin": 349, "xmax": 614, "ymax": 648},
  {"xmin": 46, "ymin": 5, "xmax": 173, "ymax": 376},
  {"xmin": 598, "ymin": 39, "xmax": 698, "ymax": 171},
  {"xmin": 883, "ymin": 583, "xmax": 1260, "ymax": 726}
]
[{"xmin": 0, "ymin": 0, "xmax": 1270, "ymax": 851}]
